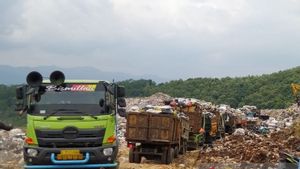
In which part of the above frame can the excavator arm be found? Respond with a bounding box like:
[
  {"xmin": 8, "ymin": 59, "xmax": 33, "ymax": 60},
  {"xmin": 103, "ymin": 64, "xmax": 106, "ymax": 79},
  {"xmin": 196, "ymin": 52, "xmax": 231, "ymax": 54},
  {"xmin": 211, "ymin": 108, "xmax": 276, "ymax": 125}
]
[
  {"xmin": 291, "ymin": 83, "xmax": 300, "ymax": 106},
  {"xmin": 291, "ymin": 83, "xmax": 300, "ymax": 96}
]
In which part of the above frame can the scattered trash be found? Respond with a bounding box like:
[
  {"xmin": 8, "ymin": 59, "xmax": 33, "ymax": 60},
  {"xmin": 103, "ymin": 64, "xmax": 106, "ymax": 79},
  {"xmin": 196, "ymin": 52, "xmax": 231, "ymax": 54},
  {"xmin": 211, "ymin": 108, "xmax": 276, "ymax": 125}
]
[{"xmin": 1, "ymin": 92, "xmax": 299, "ymax": 169}]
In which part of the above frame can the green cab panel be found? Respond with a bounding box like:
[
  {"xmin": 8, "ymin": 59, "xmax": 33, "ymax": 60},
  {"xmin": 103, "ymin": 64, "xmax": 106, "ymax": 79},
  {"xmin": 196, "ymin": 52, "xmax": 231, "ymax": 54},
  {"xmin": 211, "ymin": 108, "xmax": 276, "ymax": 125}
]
[{"xmin": 26, "ymin": 114, "xmax": 116, "ymax": 146}]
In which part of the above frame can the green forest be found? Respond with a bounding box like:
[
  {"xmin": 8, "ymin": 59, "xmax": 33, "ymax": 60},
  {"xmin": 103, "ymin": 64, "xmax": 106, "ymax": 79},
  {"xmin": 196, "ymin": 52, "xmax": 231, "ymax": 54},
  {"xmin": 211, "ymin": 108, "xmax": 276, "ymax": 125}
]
[
  {"xmin": 1, "ymin": 66, "xmax": 300, "ymax": 126},
  {"xmin": 118, "ymin": 66, "xmax": 300, "ymax": 109},
  {"xmin": 0, "ymin": 85, "xmax": 25, "ymax": 126}
]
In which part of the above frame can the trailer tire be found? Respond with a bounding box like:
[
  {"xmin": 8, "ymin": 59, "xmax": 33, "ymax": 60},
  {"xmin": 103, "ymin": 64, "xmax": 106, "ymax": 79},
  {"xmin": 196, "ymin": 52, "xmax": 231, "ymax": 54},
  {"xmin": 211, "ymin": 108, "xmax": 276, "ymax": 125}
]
[
  {"xmin": 161, "ymin": 148, "xmax": 167, "ymax": 164},
  {"xmin": 179, "ymin": 141, "xmax": 186, "ymax": 154},
  {"xmin": 183, "ymin": 141, "xmax": 187, "ymax": 154},
  {"xmin": 134, "ymin": 153, "xmax": 141, "ymax": 163},
  {"xmin": 174, "ymin": 146, "xmax": 179, "ymax": 158},
  {"xmin": 129, "ymin": 147, "xmax": 134, "ymax": 163},
  {"xmin": 165, "ymin": 147, "xmax": 174, "ymax": 164}
]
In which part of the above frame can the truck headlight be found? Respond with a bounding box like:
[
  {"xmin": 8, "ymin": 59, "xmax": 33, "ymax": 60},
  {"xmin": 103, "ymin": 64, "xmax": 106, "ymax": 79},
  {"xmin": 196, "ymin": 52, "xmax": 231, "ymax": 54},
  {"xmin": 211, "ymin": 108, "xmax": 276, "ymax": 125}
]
[
  {"xmin": 103, "ymin": 148, "xmax": 113, "ymax": 156},
  {"xmin": 27, "ymin": 148, "xmax": 38, "ymax": 157}
]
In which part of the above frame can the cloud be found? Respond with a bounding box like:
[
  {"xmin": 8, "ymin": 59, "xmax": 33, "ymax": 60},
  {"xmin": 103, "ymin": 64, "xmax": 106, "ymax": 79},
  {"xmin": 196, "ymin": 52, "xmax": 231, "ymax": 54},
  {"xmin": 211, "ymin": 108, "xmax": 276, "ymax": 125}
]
[{"xmin": 0, "ymin": 0, "xmax": 300, "ymax": 79}]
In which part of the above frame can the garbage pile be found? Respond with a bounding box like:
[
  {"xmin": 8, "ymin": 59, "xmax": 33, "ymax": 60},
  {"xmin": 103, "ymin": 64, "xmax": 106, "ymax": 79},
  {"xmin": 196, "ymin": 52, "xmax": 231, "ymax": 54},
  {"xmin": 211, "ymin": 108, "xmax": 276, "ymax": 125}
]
[
  {"xmin": 125, "ymin": 92, "xmax": 172, "ymax": 112},
  {"xmin": 118, "ymin": 93, "xmax": 173, "ymax": 147},
  {"xmin": 0, "ymin": 128, "xmax": 25, "ymax": 169},
  {"xmin": 117, "ymin": 114, "xmax": 128, "ymax": 147},
  {"xmin": 125, "ymin": 94, "xmax": 300, "ymax": 136},
  {"xmin": 123, "ymin": 93, "xmax": 300, "ymax": 166},
  {"xmin": 196, "ymin": 127, "xmax": 300, "ymax": 164},
  {"xmin": 261, "ymin": 104, "xmax": 300, "ymax": 129}
]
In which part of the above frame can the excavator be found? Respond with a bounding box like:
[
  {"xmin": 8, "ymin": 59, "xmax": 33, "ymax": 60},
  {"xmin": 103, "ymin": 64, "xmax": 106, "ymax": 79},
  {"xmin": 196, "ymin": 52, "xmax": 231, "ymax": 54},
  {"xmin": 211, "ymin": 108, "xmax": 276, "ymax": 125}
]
[{"xmin": 291, "ymin": 83, "xmax": 300, "ymax": 106}]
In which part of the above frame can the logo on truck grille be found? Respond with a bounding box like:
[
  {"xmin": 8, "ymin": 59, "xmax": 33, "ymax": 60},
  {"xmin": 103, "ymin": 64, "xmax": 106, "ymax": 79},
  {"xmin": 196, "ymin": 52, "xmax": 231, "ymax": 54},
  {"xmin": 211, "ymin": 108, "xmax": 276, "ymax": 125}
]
[{"xmin": 63, "ymin": 126, "xmax": 79, "ymax": 139}]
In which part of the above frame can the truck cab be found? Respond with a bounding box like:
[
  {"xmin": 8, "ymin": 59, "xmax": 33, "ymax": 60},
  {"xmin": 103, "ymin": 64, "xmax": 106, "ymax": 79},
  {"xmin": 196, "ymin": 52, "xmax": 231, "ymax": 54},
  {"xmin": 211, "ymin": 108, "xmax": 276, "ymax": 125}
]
[{"xmin": 16, "ymin": 71, "xmax": 126, "ymax": 169}]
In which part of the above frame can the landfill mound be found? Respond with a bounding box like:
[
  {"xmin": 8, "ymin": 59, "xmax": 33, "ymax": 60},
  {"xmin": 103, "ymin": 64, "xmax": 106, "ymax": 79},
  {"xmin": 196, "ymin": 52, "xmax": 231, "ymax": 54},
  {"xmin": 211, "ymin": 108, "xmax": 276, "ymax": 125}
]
[
  {"xmin": 119, "ymin": 93, "xmax": 300, "ymax": 168},
  {"xmin": 0, "ymin": 129, "xmax": 24, "ymax": 169},
  {"xmin": 126, "ymin": 92, "xmax": 172, "ymax": 111},
  {"xmin": 197, "ymin": 128, "xmax": 299, "ymax": 164}
]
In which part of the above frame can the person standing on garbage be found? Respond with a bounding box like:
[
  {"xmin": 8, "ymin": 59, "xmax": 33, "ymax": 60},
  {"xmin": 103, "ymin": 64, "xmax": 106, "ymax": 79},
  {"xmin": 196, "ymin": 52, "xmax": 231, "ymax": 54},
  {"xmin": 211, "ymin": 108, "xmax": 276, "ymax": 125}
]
[{"xmin": 198, "ymin": 128, "xmax": 205, "ymax": 144}]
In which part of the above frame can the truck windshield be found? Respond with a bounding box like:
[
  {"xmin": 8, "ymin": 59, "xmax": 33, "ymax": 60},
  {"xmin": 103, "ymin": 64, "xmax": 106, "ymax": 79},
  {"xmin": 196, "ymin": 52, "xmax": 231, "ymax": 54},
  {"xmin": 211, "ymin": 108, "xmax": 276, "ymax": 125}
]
[{"xmin": 27, "ymin": 83, "xmax": 110, "ymax": 116}]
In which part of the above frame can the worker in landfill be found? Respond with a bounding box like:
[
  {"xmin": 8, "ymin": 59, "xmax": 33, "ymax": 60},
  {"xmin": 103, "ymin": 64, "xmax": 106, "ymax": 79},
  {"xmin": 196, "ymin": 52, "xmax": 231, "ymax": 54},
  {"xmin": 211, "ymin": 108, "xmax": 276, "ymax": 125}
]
[
  {"xmin": 0, "ymin": 121, "xmax": 13, "ymax": 131},
  {"xmin": 198, "ymin": 128, "xmax": 205, "ymax": 145}
]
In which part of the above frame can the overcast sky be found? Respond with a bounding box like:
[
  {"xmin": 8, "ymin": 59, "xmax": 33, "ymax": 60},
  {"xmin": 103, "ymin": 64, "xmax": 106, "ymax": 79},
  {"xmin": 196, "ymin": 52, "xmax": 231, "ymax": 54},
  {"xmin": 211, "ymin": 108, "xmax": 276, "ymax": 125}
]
[{"xmin": 0, "ymin": 0, "xmax": 300, "ymax": 80}]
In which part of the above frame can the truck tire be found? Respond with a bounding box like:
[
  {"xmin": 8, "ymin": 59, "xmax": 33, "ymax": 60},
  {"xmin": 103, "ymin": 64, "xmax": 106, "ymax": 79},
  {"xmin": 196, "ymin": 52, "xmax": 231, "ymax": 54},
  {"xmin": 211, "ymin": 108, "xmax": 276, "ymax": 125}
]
[
  {"xmin": 134, "ymin": 153, "xmax": 141, "ymax": 163},
  {"xmin": 161, "ymin": 148, "xmax": 167, "ymax": 164},
  {"xmin": 174, "ymin": 146, "xmax": 179, "ymax": 158},
  {"xmin": 165, "ymin": 147, "xmax": 174, "ymax": 164},
  {"xmin": 179, "ymin": 141, "xmax": 187, "ymax": 154},
  {"xmin": 129, "ymin": 147, "xmax": 134, "ymax": 163},
  {"xmin": 183, "ymin": 141, "xmax": 187, "ymax": 154}
]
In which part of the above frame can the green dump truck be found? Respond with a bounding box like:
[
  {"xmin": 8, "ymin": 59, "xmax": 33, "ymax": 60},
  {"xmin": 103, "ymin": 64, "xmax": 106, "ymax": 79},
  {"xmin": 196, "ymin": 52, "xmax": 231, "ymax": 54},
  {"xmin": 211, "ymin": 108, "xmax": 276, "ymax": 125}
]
[{"xmin": 15, "ymin": 71, "xmax": 126, "ymax": 169}]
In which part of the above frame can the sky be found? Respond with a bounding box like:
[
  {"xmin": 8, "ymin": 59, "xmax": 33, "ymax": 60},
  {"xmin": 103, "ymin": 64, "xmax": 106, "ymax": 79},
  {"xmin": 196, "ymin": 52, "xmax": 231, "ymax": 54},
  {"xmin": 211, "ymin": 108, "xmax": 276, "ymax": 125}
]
[{"xmin": 0, "ymin": 0, "xmax": 300, "ymax": 80}]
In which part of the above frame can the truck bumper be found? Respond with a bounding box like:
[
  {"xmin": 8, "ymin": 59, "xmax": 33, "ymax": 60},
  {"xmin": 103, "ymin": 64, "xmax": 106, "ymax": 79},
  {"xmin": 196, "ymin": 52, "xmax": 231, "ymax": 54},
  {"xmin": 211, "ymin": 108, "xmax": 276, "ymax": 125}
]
[
  {"xmin": 24, "ymin": 144, "xmax": 118, "ymax": 167},
  {"xmin": 24, "ymin": 163, "xmax": 117, "ymax": 169}
]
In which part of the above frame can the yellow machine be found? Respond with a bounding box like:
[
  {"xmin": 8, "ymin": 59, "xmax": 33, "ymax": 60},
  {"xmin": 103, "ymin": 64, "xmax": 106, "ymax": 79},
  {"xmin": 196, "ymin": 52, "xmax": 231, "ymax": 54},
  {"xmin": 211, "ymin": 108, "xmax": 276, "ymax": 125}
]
[
  {"xmin": 291, "ymin": 83, "xmax": 300, "ymax": 96},
  {"xmin": 291, "ymin": 83, "xmax": 300, "ymax": 106}
]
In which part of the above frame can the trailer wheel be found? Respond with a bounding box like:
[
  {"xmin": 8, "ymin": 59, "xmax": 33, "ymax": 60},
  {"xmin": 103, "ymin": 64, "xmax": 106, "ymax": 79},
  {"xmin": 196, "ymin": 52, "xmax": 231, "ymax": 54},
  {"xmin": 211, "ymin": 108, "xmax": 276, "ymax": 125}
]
[
  {"xmin": 129, "ymin": 147, "xmax": 134, "ymax": 163},
  {"xmin": 179, "ymin": 141, "xmax": 187, "ymax": 154},
  {"xmin": 174, "ymin": 146, "xmax": 179, "ymax": 158},
  {"xmin": 134, "ymin": 153, "xmax": 141, "ymax": 163},
  {"xmin": 161, "ymin": 148, "xmax": 167, "ymax": 164},
  {"xmin": 183, "ymin": 141, "xmax": 187, "ymax": 154},
  {"xmin": 165, "ymin": 147, "xmax": 174, "ymax": 164}
]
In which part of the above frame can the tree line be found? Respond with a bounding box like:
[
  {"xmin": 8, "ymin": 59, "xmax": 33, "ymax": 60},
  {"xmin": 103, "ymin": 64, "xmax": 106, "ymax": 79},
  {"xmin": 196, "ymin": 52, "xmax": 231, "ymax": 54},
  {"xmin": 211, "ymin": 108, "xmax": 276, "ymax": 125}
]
[
  {"xmin": 119, "ymin": 67, "xmax": 300, "ymax": 109},
  {"xmin": 1, "ymin": 66, "xmax": 300, "ymax": 126},
  {"xmin": 0, "ymin": 85, "xmax": 25, "ymax": 126}
]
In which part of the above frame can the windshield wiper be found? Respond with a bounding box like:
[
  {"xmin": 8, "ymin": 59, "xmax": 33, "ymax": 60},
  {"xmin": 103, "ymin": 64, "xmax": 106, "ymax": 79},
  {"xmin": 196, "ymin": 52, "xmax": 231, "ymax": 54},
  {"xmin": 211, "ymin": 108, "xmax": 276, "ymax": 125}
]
[
  {"xmin": 44, "ymin": 108, "xmax": 98, "ymax": 120},
  {"xmin": 43, "ymin": 108, "xmax": 76, "ymax": 120},
  {"xmin": 72, "ymin": 111, "xmax": 98, "ymax": 120}
]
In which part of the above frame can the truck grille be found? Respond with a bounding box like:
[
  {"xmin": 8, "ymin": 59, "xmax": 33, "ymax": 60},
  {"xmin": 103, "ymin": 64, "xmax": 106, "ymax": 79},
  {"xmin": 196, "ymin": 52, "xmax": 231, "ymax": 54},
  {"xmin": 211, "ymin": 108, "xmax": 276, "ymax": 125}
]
[{"xmin": 35, "ymin": 127, "xmax": 105, "ymax": 148}]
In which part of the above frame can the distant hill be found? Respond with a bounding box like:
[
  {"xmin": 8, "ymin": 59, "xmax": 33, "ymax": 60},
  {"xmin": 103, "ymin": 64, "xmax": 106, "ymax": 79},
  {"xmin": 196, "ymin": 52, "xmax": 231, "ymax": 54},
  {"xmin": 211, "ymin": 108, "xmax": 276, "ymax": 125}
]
[
  {"xmin": 0, "ymin": 65, "xmax": 167, "ymax": 84},
  {"xmin": 119, "ymin": 66, "xmax": 300, "ymax": 109}
]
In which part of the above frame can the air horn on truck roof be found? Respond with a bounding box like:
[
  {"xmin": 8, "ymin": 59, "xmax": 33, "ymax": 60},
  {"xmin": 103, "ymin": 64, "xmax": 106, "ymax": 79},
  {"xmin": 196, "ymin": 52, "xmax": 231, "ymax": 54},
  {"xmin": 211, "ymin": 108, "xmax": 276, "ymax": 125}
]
[
  {"xmin": 26, "ymin": 71, "xmax": 43, "ymax": 87},
  {"xmin": 26, "ymin": 70, "xmax": 65, "ymax": 86},
  {"xmin": 50, "ymin": 70, "xmax": 65, "ymax": 86}
]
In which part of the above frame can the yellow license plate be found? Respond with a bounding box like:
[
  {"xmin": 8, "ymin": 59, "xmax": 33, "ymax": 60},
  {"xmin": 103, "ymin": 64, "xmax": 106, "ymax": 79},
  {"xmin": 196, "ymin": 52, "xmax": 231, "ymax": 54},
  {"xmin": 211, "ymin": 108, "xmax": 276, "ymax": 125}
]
[{"xmin": 57, "ymin": 150, "xmax": 83, "ymax": 160}]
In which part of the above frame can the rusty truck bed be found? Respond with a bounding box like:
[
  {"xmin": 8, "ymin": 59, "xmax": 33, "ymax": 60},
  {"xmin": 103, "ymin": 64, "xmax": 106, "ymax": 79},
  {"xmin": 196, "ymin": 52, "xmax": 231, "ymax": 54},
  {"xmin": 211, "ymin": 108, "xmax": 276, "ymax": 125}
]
[{"xmin": 126, "ymin": 112, "xmax": 187, "ymax": 144}]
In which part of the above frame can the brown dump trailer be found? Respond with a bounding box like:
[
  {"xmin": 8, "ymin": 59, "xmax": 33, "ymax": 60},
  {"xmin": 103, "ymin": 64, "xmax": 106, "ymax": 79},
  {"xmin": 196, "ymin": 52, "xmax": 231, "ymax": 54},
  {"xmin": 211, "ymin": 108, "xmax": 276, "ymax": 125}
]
[
  {"xmin": 222, "ymin": 112, "xmax": 236, "ymax": 134},
  {"xmin": 179, "ymin": 104, "xmax": 204, "ymax": 150},
  {"xmin": 181, "ymin": 105, "xmax": 226, "ymax": 149},
  {"xmin": 126, "ymin": 112, "xmax": 189, "ymax": 164}
]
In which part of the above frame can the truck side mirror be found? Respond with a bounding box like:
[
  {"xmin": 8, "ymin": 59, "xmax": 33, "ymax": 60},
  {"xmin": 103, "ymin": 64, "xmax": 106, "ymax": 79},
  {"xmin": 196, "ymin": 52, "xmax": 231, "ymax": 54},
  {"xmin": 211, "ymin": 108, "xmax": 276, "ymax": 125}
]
[
  {"xmin": 117, "ymin": 86, "xmax": 125, "ymax": 97},
  {"xmin": 118, "ymin": 108, "xmax": 126, "ymax": 117},
  {"xmin": 117, "ymin": 98, "xmax": 126, "ymax": 107},
  {"xmin": 99, "ymin": 99, "xmax": 104, "ymax": 107}
]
